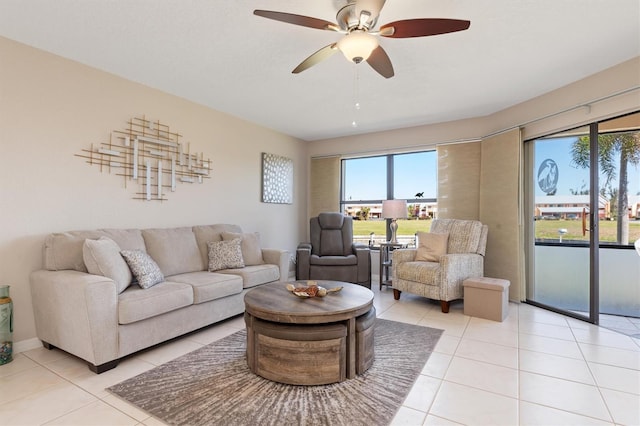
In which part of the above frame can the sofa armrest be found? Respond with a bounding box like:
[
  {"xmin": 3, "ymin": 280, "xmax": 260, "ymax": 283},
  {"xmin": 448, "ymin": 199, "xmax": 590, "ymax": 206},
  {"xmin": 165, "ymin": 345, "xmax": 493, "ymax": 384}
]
[
  {"xmin": 29, "ymin": 270, "xmax": 119, "ymax": 366},
  {"xmin": 439, "ymin": 253, "xmax": 484, "ymax": 300},
  {"xmin": 295, "ymin": 243, "xmax": 311, "ymax": 280},
  {"xmin": 261, "ymin": 248, "xmax": 290, "ymax": 281}
]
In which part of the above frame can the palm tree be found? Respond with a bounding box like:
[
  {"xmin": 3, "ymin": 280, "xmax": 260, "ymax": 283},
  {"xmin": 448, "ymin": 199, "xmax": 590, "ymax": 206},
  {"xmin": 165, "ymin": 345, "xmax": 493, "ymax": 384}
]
[
  {"xmin": 358, "ymin": 206, "xmax": 371, "ymax": 221},
  {"xmin": 571, "ymin": 131, "xmax": 640, "ymax": 244}
]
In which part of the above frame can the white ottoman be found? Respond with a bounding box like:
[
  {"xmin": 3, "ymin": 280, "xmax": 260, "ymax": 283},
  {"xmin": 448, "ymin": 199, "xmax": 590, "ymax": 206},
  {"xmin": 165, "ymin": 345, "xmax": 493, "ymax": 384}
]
[{"xmin": 463, "ymin": 277, "xmax": 510, "ymax": 322}]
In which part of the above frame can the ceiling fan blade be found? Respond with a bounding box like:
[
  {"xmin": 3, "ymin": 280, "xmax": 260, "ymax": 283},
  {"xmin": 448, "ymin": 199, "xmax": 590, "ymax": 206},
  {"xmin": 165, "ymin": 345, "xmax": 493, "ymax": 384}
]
[
  {"xmin": 380, "ymin": 18, "xmax": 470, "ymax": 38},
  {"xmin": 292, "ymin": 43, "xmax": 339, "ymax": 74},
  {"xmin": 366, "ymin": 45, "xmax": 394, "ymax": 78},
  {"xmin": 254, "ymin": 10, "xmax": 339, "ymax": 31}
]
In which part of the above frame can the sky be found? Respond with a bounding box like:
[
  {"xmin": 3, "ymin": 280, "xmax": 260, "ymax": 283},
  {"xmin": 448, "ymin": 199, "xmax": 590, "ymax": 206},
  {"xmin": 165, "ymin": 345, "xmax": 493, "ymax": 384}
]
[{"xmin": 343, "ymin": 151, "xmax": 437, "ymax": 202}]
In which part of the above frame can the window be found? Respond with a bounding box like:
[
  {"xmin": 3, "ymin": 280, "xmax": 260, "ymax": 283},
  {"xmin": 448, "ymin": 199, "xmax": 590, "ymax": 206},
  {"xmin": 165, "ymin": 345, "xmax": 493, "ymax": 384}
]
[
  {"xmin": 531, "ymin": 116, "xmax": 640, "ymax": 246},
  {"xmin": 340, "ymin": 151, "xmax": 437, "ymax": 246}
]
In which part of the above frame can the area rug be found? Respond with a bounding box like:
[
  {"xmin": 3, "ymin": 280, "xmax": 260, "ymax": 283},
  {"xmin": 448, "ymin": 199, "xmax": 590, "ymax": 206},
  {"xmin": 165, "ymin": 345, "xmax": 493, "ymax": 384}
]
[{"xmin": 108, "ymin": 319, "xmax": 443, "ymax": 426}]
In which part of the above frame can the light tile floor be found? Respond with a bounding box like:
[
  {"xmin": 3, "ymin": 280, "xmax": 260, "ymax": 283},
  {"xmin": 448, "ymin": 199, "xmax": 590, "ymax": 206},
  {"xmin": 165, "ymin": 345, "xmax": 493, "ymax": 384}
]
[
  {"xmin": 1, "ymin": 283, "xmax": 639, "ymax": 426},
  {"xmin": 597, "ymin": 314, "xmax": 640, "ymax": 339}
]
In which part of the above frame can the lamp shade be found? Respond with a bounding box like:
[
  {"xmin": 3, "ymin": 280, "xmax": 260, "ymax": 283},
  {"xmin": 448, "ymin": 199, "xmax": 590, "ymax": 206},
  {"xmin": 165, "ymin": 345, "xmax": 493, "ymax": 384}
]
[
  {"xmin": 382, "ymin": 199, "xmax": 408, "ymax": 219},
  {"xmin": 337, "ymin": 30, "xmax": 379, "ymax": 63}
]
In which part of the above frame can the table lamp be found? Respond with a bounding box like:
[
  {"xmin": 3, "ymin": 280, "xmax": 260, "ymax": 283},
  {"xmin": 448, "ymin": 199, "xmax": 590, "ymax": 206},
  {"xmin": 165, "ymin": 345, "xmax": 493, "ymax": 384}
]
[{"xmin": 382, "ymin": 199, "xmax": 408, "ymax": 244}]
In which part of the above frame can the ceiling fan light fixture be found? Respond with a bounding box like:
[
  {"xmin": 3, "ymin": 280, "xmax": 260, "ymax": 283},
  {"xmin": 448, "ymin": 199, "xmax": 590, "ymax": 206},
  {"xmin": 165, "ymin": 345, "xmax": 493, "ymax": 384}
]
[{"xmin": 337, "ymin": 30, "xmax": 379, "ymax": 64}]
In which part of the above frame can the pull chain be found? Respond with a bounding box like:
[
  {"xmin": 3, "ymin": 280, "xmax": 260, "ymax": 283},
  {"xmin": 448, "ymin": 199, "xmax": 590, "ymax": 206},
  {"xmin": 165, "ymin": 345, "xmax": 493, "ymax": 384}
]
[{"xmin": 352, "ymin": 65, "xmax": 360, "ymax": 128}]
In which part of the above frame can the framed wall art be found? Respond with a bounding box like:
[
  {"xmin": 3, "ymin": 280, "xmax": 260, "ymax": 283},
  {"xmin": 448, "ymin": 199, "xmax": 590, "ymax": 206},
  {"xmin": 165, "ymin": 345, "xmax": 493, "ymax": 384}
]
[{"xmin": 261, "ymin": 152, "xmax": 293, "ymax": 204}]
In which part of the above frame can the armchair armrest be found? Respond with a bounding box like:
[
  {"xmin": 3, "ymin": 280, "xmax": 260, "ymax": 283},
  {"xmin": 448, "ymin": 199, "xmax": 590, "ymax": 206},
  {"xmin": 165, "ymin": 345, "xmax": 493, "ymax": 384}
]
[
  {"xmin": 439, "ymin": 253, "xmax": 484, "ymax": 300},
  {"xmin": 392, "ymin": 248, "xmax": 418, "ymax": 263},
  {"xmin": 391, "ymin": 248, "xmax": 417, "ymax": 278},
  {"xmin": 352, "ymin": 244, "xmax": 371, "ymax": 283},
  {"xmin": 261, "ymin": 248, "xmax": 290, "ymax": 281},
  {"xmin": 295, "ymin": 243, "xmax": 312, "ymax": 280},
  {"xmin": 351, "ymin": 243, "xmax": 369, "ymax": 255},
  {"xmin": 29, "ymin": 270, "xmax": 119, "ymax": 366}
]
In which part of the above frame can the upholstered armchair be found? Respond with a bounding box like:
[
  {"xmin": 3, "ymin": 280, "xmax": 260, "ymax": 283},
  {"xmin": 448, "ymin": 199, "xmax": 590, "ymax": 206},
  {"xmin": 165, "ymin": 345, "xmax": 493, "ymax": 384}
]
[
  {"xmin": 392, "ymin": 219, "xmax": 488, "ymax": 313},
  {"xmin": 296, "ymin": 212, "xmax": 371, "ymax": 288}
]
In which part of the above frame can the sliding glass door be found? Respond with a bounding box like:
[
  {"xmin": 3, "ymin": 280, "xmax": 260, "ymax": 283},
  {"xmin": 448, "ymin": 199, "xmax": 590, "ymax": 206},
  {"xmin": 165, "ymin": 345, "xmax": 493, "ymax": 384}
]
[
  {"xmin": 527, "ymin": 125, "xmax": 596, "ymax": 321},
  {"xmin": 526, "ymin": 112, "xmax": 640, "ymax": 323}
]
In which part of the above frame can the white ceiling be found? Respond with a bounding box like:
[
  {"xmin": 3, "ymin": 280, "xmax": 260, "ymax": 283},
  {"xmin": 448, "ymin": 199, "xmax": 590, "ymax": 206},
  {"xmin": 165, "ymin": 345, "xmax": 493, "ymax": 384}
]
[{"xmin": 1, "ymin": 1, "xmax": 639, "ymax": 141}]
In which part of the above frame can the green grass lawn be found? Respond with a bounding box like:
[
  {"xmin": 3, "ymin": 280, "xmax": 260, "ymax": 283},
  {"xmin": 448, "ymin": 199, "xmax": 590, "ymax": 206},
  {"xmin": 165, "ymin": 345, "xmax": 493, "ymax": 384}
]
[
  {"xmin": 353, "ymin": 218, "xmax": 640, "ymax": 244},
  {"xmin": 535, "ymin": 218, "xmax": 640, "ymax": 243},
  {"xmin": 352, "ymin": 219, "xmax": 432, "ymax": 238}
]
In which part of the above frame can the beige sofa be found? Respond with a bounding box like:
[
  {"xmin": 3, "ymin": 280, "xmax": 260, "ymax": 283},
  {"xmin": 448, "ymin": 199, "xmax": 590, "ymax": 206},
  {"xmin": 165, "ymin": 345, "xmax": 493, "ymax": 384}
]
[{"xmin": 30, "ymin": 224, "xmax": 288, "ymax": 373}]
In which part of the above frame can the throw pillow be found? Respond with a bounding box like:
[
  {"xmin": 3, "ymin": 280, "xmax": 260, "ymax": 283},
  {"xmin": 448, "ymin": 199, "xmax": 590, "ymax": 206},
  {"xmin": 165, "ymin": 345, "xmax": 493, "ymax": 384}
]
[
  {"xmin": 207, "ymin": 238, "xmax": 245, "ymax": 271},
  {"xmin": 83, "ymin": 237, "xmax": 132, "ymax": 294},
  {"xmin": 221, "ymin": 231, "xmax": 264, "ymax": 266},
  {"xmin": 415, "ymin": 232, "xmax": 449, "ymax": 262},
  {"xmin": 120, "ymin": 250, "xmax": 165, "ymax": 289}
]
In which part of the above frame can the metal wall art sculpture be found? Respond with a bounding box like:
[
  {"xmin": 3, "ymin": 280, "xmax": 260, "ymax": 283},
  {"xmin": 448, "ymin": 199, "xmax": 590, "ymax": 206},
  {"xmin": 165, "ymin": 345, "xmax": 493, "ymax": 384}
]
[{"xmin": 76, "ymin": 116, "xmax": 211, "ymax": 201}]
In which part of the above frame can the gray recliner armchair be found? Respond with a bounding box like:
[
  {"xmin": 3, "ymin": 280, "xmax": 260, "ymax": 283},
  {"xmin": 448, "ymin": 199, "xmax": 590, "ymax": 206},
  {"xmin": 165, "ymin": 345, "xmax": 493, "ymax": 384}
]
[{"xmin": 296, "ymin": 212, "xmax": 371, "ymax": 288}]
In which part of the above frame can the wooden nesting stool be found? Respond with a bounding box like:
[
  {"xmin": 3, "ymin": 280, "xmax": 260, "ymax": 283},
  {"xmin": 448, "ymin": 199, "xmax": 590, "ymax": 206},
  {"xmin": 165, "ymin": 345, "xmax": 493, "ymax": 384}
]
[
  {"xmin": 355, "ymin": 306, "xmax": 376, "ymax": 375},
  {"xmin": 247, "ymin": 315, "xmax": 347, "ymax": 385},
  {"xmin": 463, "ymin": 277, "xmax": 510, "ymax": 322}
]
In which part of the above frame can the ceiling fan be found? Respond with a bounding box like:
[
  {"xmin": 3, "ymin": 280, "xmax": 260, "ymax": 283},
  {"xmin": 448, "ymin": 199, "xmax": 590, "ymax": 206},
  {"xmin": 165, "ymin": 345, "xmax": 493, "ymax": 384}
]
[{"xmin": 254, "ymin": 0, "xmax": 470, "ymax": 78}]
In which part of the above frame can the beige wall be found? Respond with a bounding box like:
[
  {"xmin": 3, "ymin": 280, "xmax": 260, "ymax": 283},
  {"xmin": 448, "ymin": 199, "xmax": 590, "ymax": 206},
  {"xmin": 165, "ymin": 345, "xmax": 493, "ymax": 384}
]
[{"xmin": 0, "ymin": 37, "xmax": 308, "ymax": 345}]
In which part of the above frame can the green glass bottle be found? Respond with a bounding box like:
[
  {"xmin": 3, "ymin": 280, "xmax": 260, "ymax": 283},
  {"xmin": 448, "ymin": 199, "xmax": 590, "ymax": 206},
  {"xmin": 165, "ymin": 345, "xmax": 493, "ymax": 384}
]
[{"xmin": 0, "ymin": 285, "xmax": 13, "ymax": 365}]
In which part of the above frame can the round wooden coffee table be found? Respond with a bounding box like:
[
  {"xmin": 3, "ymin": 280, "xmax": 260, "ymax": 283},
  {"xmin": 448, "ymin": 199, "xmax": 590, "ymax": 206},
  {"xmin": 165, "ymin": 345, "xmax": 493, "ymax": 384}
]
[{"xmin": 244, "ymin": 281, "xmax": 374, "ymax": 385}]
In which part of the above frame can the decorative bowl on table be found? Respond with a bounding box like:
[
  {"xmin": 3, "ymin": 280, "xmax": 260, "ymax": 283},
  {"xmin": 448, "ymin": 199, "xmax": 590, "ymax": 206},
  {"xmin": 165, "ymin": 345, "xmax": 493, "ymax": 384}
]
[{"xmin": 286, "ymin": 281, "xmax": 342, "ymax": 298}]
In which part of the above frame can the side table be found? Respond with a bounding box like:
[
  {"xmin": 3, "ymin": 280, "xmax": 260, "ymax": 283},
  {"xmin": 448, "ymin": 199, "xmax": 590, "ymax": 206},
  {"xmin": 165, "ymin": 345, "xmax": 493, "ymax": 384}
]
[{"xmin": 379, "ymin": 242, "xmax": 406, "ymax": 290}]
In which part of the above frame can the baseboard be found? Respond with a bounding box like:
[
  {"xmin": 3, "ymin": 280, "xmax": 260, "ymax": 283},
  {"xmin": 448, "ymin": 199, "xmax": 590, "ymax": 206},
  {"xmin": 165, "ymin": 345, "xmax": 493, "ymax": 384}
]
[{"xmin": 13, "ymin": 337, "xmax": 42, "ymax": 354}]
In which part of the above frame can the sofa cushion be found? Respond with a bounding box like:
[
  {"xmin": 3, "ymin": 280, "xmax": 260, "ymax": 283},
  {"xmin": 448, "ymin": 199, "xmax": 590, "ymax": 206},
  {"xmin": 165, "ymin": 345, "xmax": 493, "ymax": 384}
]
[
  {"xmin": 168, "ymin": 271, "xmax": 243, "ymax": 304},
  {"xmin": 142, "ymin": 227, "xmax": 203, "ymax": 276},
  {"xmin": 120, "ymin": 250, "xmax": 165, "ymax": 289},
  {"xmin": 83, "ymin": 237, "xmax": 132, "ymax": 293},
  {"xmin": 415, "ymin": 232, "xmax": 449, "ymax": 262},
  {"xmin": 44, "ymin": 230, "xmax": 105, "ymax": 272},
  {"xmin": 207, "ymin": 239, "xmax": 244, "ymax": 271},
  {"xmin": 222, "ymin": 231, "xmax": 264, "ymax": 266},
  {"xmin": 100, "ymin": 228, "xmax": 146, "ymax": 252},
  {"xmin": 193, "ymin": 224, "xmax": 242, "ymax": 269},
  {"xmin": 118, "ymin": 281, "xmax": 193, "ymax": 324},
  {"xmin": 218, "ymin": 264, "xmax": 280, "ymax": 289}
]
